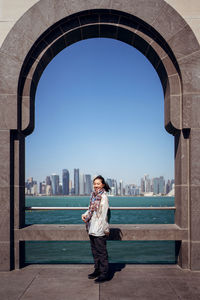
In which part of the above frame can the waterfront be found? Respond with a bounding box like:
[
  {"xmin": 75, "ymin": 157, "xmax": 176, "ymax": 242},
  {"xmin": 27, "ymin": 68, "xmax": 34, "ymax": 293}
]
[
  {"xmin": 25, "ymin": 196, "xmax": 177, "ymax": 264},
  {"xmin": 26, "ymin": 196, "xmax": 175, "ymax": 224}
]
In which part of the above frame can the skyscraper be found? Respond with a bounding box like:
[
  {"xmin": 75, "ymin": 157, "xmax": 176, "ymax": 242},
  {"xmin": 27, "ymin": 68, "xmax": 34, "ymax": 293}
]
[
  {"xmin": 170, "ymin": 179, "xmax": 175, "ymax": 191},
  {"xmin": 62, "ymin": 169, "xmax": 69, "ymax": 195},
  {"xmin": 58, "ymin": 182, "xmax": 63, "ymax": 195},
  {"xmin": 106, "ymin": 178, "xmax": 112, "ymax": 189},
  {"xmin": 140, "ymin": 177, "xmax": 145, "ymax": 193},
  {"xmin": 74, "ymin": 168, "xmax": 79, "ymax": 195},
  {"xmin": 46, "ymin": 176, "xmax": 52, "ymax": 196},
  {"xmin": 46, "ymin": 176, "xmax": 51, "ymax": 186},
  {"xmin": 125, "ymin": 184, "xmax": 130, "ymax": 196},
  {"xmin": 85, "ymin": 174, "xmax": 92, "ymax": 195},
  {"xmin": 159, "ymin": 176, "xmax": 165, "ymax": 194},
  {"xmin": 166, "ymin": 179, "xmax": 171, "ymax": 194},
  {"xmin": 144, "ymin": 174, "xmax": 151, "ymax": 192},
  {"xmin": 153, "ymin": 176, "xmax": 165, "ymax": 194},
  {"xmin": 106, "ymin": 178, "xmax": 113, "ymax": 195},
  {"xmin": 153, "ymin": 177, "xmax": 159, "ymax": 194},
  {"xmin": 113, "ymin": 179, "xmax": 118, "ymax": 195},
  {"xmin": 119, "ymin": 180, "xmax": 123, "ymax": 196},
  {"xmin": 39, "ymin": 181, "xmax": 46, "ymax": 194},
  {"xmin": 69, "ymin": 179, "xmax": 72, "ymax": 195},
  {"xmin": 51, "ymin": 174, "xmax": 59, "ymax": 195},
  {"xmin": 25, "ymin": 177, "xmax": 37, "ymax": 195},
  {"xmin": 79, "ymin": 173, "xmax": 85, "ymax": 195}
]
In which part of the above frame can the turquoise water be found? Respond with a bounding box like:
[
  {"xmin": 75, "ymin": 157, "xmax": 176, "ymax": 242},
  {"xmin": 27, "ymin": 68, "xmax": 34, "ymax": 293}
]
[
  {"xmin": 26, "ymin": 196, "xmax": 175, "ymax": 224},
  {"xmin": 25, "ymin": 196, "xmax": 177, "ymax": 264},
  {"xmin": 25, "ymin": 241, "xmax": 178, "ymax": 264}
]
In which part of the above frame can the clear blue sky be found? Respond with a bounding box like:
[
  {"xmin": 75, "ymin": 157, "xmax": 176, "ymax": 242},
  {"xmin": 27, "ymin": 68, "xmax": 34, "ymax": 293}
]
[{"xmin": 25, "ymin": 38, "xmax": 174, "ymax": 186}]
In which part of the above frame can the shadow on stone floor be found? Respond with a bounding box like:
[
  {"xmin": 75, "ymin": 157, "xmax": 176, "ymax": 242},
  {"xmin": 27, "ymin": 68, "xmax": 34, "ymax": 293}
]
[{"xmin": 107, "ymin": 263, "xmax": 126, "ymax": 281}]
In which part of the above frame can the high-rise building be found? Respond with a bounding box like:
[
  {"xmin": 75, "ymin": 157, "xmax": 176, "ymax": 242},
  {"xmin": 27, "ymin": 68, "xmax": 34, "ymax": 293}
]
[
  {"xmin": 111, "ymin": 186, "xmax": 116, "ymax": 195},
  {"xmin": 85, "ymin": 174, "xmax": 92, "ymax": 195},
  {"xmin": 69, "ymin": 179, "xmax": 72, "ymax": 194},
  {"xmin": 129, "ymin": 184, "xmax": 136, "ymax": 195},
  {"xmin": 28, "ymin": 177, "xmax": 33, "ymax": 184},
  {"xmin": 111, "ymin": 179, "xmax": 115, "ymax": 188},
  {"xmin": 46, "ymin": 184, "xmax": 52, "ymax": 196},
  {"xmin": 39, "ymin": 181, "xmax": 46, "ymax": 194},
  {"xmin": 62, "ymin": 169, "xmax": 69, "ymax": 195},
  {"xmin": 153, "ymin": 177, "xmax": 159, "ymax": 194},
  {"xmin": 25, "ymin": 177, "xmax": 37, "ymax": 195},
  {"xmin": 46, "ymin": 176, "xmax": 52, "ymax": 195},
  {"xmin": 124, "ymin": 183, "xmax": 139, "ymax": 196},
  {"xmin": 166, "ymin": 179, "xmax": 171, "ymax": 194},
  {"xmin": 134, "ymin": 187, "xmax": 140, "ymax": 196},
  {"xmin": 79, "ymin": 173, "xmax": 85, "ymax": 195},
  {"xmin": 153, "ymin": 176, "xmax": 165, "ymax": 194},
  {"xmin": 170, "ymin": 179, "xmax": 175, "ymax": 191},
  {"xmin": 140, "ymin": 177, "xmax": 145, "ymax": 193},
  {"xmin": 51, "ymin": 174, "xmax": 59, "ymax": 195},
  {"xmin": 159, "ymin": 176, "xmax": 165, "ymax": 194},
  {"xmin": 144, "ymin": 174, "xmax": 151, "ymax": 192},
  {"xmin": 113, "ymin": 179, "xmax": 118, "ymax": 195},
  {"xmin": 74, "ymin": 168, "xmax": 79, "ymax": 195},
  {"xmin": 106, "ymin": 178, "xmax": 113, "ymax": 195},
  {"xmin": 46, "ymin": 176, "xmax": 51, "ymax": 186},
  {"xmin": 141, "ymin": 174, "xmax": 151, "ymax": 193},
  {"xmin": 119, "ymin": 180, "xmax": 123, "ymax": 196},
  {"xmin": 125, "ymin": 184, "xmax": 130, "ymax": 195},
  {"xmin": 31, "ymin": 183, "xmax": 38, "ymax": 196},
  {"xmin": 106, "ymin": 178, "xmax": 112, "ymax": 189},
  {"xmin": 58, "ymin": 183, "xmax": 62, "ymax": 195},
  {"xmin": 150, "ymin": 178, "xmax": 154, "ymax": 192}
]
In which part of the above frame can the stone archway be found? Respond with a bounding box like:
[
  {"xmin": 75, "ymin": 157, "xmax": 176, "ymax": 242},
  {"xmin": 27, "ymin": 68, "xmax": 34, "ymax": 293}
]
[{"xmin": 0, "ymin": 0, "xmax": 200, "ymax": 271}]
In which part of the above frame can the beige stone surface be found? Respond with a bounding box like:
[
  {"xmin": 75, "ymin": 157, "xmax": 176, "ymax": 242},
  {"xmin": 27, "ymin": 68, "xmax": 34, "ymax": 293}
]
[
  {"xmin": 0, "ymin": 21, "xmax": 15, "ymax": 47},
  {"xmin": 15, "ymin": 224, "xmax": 188, "ymax": 241},
  {"xmin": 165, "ymin": 0, "xmax": 200, "ymax": 41},
  {"xmin": 0, "ymin": 0, "xmax": 200, "ymax": 47},
  {"xmin": 0, "ymin": 0, "xmax": 38, "ymax": 20},
  {"xmin": 1, "ymin": 265, "xmax": 200, "ymax": 300},
  {"xmin": 165, "ymin": 0, "xmax": 200, "ymax": 17},
  {"xmin": 185, "ymin": 18, "xmax": 200, "ymax": 42},
  {"xmin": 0, "ymin": 0, "xmax": 38, "ymax": 47}
]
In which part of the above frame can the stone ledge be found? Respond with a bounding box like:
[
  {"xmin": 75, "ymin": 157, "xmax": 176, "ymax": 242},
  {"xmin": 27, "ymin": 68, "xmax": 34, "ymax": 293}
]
[{"xmin": 15, "ymin": 224, "xmax": 188, "ymax": 241}]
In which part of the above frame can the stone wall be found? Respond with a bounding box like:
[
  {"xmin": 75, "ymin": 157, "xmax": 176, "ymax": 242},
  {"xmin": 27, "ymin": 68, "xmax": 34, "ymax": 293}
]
[
  {"xmin": 0, "ymin": 0, "xmax": 200, "ymax": 271},
  {"xmin": 0, "ymin": 0, "xmax": 199, "ymax": 47}
]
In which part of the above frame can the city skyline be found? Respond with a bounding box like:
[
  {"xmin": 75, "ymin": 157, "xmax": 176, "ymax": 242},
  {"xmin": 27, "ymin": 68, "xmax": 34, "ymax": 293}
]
[
  {"xmin": 26, "ymin": 38, "xmax": 174, "ymax": 184},
  {"xmin": 25, "ymin": 168, "xmax": 174, "ymax": 197},
  {"xmin": 26, "ymin": 170, "xmax": 174, "ymax": 189}
]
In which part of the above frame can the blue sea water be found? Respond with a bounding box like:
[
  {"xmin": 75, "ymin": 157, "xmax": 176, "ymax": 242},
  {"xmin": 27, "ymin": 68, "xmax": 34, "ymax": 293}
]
[
  {"xmin": 25, "ymin": 196, "xmax": 175, "ymax": 224},
  {"xmin": 25, "ymin": 196, "xmax": 177, "ymax": 264}
]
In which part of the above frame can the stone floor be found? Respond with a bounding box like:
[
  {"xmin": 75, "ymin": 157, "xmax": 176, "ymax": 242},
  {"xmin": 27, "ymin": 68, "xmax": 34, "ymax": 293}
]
[{"xmin": 0, "ymin": 264, "xmax": 200, "ymax": 300}]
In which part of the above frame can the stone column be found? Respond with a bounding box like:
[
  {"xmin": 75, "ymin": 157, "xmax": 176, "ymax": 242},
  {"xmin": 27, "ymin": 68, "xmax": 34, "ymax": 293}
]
[
  {"xmin": 0, "ymin": 130, "xmax": 14, "ymax": 271},
  {"xmin": 13, "ymin": 132, "xmax": 25, "ymax": 269},
  {"xmin": 190, "ymin": 128, "xmax": 200, "ymax": 270},
  {"xmin": 14, "ymin": 132, "xmax": 25, "ymax": 229},
  {"xmin": 175, "ymin": 129, "xmax": 190, "ymax": 268}
]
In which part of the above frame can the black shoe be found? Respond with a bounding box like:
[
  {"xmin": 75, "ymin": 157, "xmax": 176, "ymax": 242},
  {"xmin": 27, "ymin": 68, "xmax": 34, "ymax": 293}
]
[
  {"xmin": 94, "ymin": 275, "xmax": 108, "ymax": 283},
  {"xmin": 88, "ymin": 269, "xmax": 100, "ymax": 279}
]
